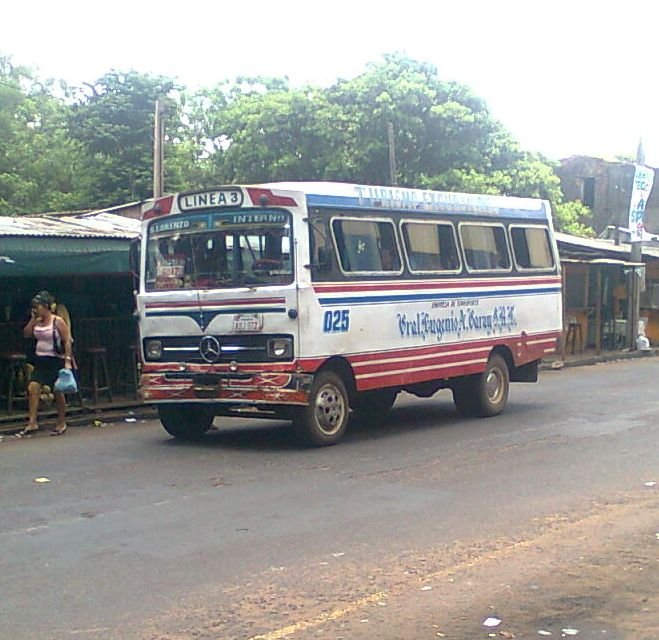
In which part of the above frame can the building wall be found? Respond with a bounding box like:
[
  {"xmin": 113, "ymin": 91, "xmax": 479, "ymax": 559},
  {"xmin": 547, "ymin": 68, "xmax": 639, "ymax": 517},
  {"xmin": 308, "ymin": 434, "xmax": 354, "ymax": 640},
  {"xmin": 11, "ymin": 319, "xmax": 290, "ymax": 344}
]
[{"xmin": 557, "ymin": 156, "xmax": 659, "ymax": 234}]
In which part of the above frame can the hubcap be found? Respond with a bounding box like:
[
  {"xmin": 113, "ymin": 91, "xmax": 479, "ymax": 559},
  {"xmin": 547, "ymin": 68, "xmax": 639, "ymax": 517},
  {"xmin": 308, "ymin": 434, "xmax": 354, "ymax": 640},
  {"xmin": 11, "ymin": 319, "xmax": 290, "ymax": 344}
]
[
  {"xmin": 485, "ymin": 366, "xmax": 505, "ymax": 404},
  {"xmin": 313, "ymin": 383, "xmax": 346, "ymax": 436}
]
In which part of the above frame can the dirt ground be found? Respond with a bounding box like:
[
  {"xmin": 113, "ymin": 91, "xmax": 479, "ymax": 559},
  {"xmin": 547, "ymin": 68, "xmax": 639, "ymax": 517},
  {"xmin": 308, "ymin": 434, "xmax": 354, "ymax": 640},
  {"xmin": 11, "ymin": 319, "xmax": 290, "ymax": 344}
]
[{"xmin": 143, "ymin": 488, "xmax": 659, "ymax": 640}]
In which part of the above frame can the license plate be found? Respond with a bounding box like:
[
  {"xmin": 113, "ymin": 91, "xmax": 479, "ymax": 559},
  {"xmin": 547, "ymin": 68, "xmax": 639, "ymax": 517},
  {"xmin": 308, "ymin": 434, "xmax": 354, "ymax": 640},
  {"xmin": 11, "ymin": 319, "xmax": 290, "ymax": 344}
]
[{"xmin": 232, "ymin": 313, "xmax": 263, "ymax": 332}]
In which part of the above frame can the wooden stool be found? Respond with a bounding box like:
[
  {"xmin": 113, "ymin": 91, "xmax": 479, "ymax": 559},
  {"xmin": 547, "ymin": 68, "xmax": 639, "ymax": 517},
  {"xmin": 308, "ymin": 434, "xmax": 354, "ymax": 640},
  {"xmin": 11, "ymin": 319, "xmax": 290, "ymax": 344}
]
[
  {"xmin": 0, "ymin": 353, "xmax": 28, "ymax": 413},
  {"xmin": 566, "ymin": 321, "xmax": 583, "ymax": 354},
  {"xmin": 81, "ymin": 347, "xmax": 112, "ymax": 404},
  {"xmin": 118, "ymin": 345, "xmax": 140, "ymax": 399}
]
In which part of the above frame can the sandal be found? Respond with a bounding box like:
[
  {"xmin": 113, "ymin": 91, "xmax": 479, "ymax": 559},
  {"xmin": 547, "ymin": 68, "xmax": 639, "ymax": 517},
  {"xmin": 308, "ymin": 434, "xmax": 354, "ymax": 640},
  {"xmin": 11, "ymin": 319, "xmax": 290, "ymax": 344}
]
[
  {"xmin": 50, "ymin": 424, "xmax": 68, "ymax": 436},
  {"xmin": 17, "ymin": 426, "xmax": 39, "ymax": 437}
]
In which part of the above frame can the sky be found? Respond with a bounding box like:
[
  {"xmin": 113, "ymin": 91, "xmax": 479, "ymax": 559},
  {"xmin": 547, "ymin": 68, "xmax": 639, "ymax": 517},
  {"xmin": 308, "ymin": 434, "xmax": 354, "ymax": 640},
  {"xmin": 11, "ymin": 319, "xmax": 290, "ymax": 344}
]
[{"xmin": 4, "ymin": 0, "xmax": 659, "ymax": 165}]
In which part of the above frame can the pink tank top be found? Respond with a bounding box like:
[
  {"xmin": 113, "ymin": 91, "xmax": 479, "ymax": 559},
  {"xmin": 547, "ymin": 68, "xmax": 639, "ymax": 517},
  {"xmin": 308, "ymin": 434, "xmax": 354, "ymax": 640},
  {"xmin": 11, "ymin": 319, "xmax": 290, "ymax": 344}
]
[{"xmin": 33, "ymin": 320, "xmax": 60, "ymax": 358}]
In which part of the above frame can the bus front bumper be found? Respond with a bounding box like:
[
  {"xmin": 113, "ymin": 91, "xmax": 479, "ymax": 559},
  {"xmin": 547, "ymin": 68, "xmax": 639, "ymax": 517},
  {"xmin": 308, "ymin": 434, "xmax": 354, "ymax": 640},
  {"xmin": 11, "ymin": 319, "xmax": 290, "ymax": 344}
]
[{"xmin": 140, "ymin": 368, "xmax": 314, "ymax": 405}]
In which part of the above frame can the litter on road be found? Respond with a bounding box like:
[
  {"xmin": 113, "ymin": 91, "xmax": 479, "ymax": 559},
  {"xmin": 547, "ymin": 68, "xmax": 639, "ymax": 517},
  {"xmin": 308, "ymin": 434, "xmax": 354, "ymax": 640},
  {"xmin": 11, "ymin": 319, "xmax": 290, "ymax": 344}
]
[
  {"xmin": 34, "ymin": 477, "xmax": 50, "ymax": 483},
  {"xmin": 483, "ymin": 617, "xmax": 502, "ymax": 627}
]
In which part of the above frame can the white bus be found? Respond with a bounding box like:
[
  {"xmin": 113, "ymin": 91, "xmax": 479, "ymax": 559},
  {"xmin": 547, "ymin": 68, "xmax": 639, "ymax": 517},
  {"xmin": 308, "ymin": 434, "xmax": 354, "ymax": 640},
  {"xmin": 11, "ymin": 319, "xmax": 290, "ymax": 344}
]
[{"xmin": 135, "ymin": 182, "xmax": 562, "ymax": 445}]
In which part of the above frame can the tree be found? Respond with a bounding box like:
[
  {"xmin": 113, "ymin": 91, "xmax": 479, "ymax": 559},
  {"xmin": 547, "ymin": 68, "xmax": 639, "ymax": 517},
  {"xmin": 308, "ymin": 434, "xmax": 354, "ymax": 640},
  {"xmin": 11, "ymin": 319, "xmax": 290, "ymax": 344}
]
[
  {"xmin": 180, "ymin": 54, "xmax": 585, "ymax": 229},
  {"xmin": 553, "ymin": 200, "xmax": 594, "ymax": 236},
  {"xmin": 69, "ymin": 70, "xmax": 176, "ymax": 206},
  {"xmin": 0, "ymin": 55, "xmax": 92, "ymax": 214},
  {"xmin": 176, "ymin": 76, "xmax": 350, "ymax": 185},
  {"xmin": 0, "ymin": 53, "xmax": 595, "ymax": 235}
]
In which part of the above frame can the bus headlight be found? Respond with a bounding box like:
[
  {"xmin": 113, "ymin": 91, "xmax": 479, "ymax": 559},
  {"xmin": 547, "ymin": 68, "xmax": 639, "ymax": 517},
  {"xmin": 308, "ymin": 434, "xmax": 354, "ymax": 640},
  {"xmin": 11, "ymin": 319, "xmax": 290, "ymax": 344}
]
[
  {"xmin": 145, "ymin": 339, "xmax": 163, "ymax": 360},
  {"xmin": 267, "ymin": 337, "xmax": 293, "ymax": 359}
]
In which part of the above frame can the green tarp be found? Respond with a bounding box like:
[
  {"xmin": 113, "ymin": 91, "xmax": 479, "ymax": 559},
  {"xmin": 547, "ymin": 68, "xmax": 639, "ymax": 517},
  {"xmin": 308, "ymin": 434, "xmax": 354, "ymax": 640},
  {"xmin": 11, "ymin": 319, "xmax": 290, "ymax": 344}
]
[{"xmin": 0, "ymin": 237, "xmax": 131, "ymax": 276}]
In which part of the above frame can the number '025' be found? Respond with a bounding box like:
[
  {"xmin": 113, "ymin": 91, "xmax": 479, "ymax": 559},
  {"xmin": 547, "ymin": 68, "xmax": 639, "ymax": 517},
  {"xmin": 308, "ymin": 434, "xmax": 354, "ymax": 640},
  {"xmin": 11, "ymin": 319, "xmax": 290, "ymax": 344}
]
[{"xmin": 323, "ymin": 310, "xmax": 350, "ymax": 333}]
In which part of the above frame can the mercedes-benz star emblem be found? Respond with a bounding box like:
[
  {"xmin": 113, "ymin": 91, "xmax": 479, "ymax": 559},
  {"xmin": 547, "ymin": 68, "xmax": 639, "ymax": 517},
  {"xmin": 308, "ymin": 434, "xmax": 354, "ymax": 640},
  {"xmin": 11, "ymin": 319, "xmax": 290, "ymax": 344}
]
[{"xmin": 199, "ymin": 336, "xmax": 221, "ymax": 363}]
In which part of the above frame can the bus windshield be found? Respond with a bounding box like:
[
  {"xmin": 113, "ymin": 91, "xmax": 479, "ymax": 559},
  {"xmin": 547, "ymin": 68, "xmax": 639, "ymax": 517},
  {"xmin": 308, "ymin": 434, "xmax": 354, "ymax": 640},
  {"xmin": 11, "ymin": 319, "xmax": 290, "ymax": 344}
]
[{"xmin": 145, "ymin": 209, "xmax": 293, "ymax": 291}]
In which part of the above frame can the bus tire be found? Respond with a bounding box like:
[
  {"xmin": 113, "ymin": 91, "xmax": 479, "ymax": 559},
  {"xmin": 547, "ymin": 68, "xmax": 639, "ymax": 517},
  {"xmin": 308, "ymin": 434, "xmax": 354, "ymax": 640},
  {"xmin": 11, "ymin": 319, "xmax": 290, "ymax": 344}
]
[
  {"xmin": 158, "ymin": 404, "xmax": 213, "ymax": 440},
  {"xmin": 351, "ymin": 389, "xmax": 398, "ymax": 425},
  {"xmin": 292, "ymin": 370, "xmax": 349, "ymax": 446},
  {"xmin": 453, "ymin": 354, "xmax": 509, "ymax": 418}
]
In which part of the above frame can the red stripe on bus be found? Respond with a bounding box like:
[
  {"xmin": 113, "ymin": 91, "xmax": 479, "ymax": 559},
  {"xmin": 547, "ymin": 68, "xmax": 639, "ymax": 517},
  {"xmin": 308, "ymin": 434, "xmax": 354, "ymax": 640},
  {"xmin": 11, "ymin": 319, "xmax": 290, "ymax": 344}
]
[
  {"xmin": 356, "ymin": 361, "xmax": 486, "ymax": 391},
  {"xmin": 145, "ymin": 297, "xmax": 286, "ymax": 308},
  {"xmin": 311, "ymin": 276, "xmax": 561, "ymax": 294},
  {"xmin": 340, "ymin": 331, "xmax": 559, "ymax": 364}
]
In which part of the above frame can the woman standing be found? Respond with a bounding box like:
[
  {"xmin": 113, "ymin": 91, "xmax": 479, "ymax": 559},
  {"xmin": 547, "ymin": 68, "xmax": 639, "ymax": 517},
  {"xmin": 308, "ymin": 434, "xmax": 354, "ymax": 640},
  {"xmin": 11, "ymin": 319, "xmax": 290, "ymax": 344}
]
[{"xmin": 19, "ymin": 291, "xmax": 73, "ymax": 436}]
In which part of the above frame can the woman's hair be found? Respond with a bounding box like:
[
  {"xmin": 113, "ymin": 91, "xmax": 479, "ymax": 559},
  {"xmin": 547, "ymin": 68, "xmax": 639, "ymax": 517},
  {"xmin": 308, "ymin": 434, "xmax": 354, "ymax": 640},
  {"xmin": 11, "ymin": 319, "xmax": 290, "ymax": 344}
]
[{"xmin": 32, "ymin": 290, "xmax": 56, "ymax": 311}]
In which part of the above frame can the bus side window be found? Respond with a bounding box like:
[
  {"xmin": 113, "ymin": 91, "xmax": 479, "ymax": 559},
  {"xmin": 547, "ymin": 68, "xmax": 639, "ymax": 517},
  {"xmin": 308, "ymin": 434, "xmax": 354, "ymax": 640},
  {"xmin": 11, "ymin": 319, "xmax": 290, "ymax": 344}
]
[
  {"xmin": 402, "ymin": 221, "xmax": 460, "ymax": 272},
  {"xmin": 460, "ymin": 224, "xmax": 511, "ymax": 272},
  {"xmin": 332, "ymin": 219, "xmax": 401, "ymax": 273},
  {"xmin": 511, "ymin": 226, "xmax": 554, "ymax": 269}
]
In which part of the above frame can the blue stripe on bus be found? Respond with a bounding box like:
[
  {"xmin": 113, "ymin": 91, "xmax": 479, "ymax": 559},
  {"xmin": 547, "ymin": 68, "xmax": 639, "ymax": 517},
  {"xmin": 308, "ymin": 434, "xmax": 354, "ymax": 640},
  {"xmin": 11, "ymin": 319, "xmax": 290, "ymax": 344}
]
[{"xmin": 318, "ymin": 286, "xmax": 560, "ymax": 306}]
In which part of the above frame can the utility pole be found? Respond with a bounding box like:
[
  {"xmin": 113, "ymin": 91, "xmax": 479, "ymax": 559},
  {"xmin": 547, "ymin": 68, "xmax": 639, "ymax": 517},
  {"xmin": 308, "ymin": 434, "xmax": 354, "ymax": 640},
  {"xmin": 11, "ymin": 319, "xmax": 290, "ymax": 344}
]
[
  {"xmin": 153, "ymin": 99, "xmax": 165, "ymax": 198},
  {"xmin": 387, "ymin": 122, "xmax": 397, "ymax": 186}
]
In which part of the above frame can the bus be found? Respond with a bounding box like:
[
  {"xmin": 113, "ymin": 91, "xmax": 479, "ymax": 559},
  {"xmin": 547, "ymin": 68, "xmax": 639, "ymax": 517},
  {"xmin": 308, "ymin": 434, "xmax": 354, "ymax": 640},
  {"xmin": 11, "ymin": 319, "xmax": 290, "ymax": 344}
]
[{"xmin": 135, "ymin": 182, "xmax": 562, "ymax": 446}]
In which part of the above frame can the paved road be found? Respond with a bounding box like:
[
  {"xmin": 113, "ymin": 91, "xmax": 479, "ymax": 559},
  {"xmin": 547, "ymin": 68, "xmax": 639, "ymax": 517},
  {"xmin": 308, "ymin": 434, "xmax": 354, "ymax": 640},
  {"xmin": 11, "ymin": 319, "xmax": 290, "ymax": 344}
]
[{"xmin": 1, "ymin": 359, "xmax": 658, "ymax": 640}]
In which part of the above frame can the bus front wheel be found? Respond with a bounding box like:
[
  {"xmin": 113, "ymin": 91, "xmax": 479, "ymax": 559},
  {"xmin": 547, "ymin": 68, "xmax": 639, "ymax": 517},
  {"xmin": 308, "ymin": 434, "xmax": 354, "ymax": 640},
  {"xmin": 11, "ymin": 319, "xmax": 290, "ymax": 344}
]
[
  {"xmin": 293, "ymin": 371, "xmax": 349, "ymax": 446},
  {"xmin": 158, "ymin": 404, "xmax": 214, "ymax": 440},
  {"xmin": 453, "ymin": 354, "xmax": 509, "ymax": 417}
]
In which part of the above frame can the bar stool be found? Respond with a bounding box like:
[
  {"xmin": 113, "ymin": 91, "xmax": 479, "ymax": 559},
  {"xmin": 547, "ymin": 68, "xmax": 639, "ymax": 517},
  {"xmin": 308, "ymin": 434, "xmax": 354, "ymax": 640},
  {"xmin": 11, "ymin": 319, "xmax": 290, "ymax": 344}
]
[
  {"xmin": 0, "ymin": 353, "xmax": 28, "ymax": 413},
  {"xmin": 81, "ymin": 347, "xmax": 112, "ymax": 404},
  {"xmin": 118, "ymin": 345, "xmax": 140, "ymax": 399},
  {"xmin": 565, "ymin": 318, "xmax": 583, "ymax": 354}
]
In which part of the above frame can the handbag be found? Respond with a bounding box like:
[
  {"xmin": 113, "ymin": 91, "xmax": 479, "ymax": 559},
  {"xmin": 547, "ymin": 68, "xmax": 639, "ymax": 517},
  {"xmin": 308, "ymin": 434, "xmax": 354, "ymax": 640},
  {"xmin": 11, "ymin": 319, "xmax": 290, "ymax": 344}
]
[
  {"xmin": 54, "ymin": 368, "xmax": 78, "ymax": 394},
  {"xmin": 53, "ymin": 324, "xmax": 64, "ymax": 356}
]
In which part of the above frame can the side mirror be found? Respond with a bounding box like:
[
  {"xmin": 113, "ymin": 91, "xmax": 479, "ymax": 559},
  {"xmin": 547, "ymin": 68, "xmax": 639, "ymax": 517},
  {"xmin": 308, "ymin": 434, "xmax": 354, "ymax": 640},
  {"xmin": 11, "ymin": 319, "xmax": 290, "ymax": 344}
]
[{"xmin": 129, "ymin": 238, "xmax": 141, "ymax": 277}]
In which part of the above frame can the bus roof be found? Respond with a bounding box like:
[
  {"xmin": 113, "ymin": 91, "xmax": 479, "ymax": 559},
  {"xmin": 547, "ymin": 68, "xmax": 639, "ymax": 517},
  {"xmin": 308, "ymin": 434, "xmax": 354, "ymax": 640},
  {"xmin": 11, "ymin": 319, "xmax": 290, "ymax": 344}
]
[{"xmin": 261, "ymin": 181, "xmax": 550, "ymax": 221}]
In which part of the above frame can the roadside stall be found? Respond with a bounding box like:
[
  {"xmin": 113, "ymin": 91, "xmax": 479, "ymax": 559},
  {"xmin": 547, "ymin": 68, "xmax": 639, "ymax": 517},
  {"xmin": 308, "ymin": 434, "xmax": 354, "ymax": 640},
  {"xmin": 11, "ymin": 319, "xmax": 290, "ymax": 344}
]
[
  {"xmin": 556, "ymin": 232, "xmax": 659, "ymax": 356},
  {"xmin": 0, "ymin": 211, "xmax": 140, "ymax": 414}
]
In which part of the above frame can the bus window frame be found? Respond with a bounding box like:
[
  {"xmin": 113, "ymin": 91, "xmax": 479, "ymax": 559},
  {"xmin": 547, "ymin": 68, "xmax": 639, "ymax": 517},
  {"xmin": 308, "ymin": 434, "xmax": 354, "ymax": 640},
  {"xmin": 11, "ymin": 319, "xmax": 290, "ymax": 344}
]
[
  {"xmin": 330, "ymin": 215, "xmax": 405, "ymax": 278},
  {"xmin": 458, "ymin": 221, "xmax": 513, "ymax": 274},
  {"xmin": 399, "ymin": 218, "xmax": 462, "ymax": 276},
  {"xmin": 508, "ymin": 224, "xmax": 556, "ymax": 273}
]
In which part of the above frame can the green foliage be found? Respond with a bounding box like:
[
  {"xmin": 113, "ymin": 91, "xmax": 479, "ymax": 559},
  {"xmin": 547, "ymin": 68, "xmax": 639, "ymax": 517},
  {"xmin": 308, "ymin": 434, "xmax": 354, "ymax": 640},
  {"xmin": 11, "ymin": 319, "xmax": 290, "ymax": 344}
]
[
  {"xmin": 69, "ymin": 70, "xmax": 177, "ymax": 206},
  {"xmin": 0, "ymin": 52, "xmax": 595, "ymax": 236},
  {"xmin": 0, "ymin": 55, "xmax": 92, "ymax": 214},
  {"xmin": 553, "ymin": 200, "xmax": 595, "ymax": 236}
]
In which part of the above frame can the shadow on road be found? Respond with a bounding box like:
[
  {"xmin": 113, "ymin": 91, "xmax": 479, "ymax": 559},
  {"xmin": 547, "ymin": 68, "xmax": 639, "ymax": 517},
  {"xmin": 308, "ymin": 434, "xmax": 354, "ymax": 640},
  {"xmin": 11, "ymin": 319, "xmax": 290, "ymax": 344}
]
[{"xmin": 159, "ymin": 392, "xmax": 545, "ymax": 452}]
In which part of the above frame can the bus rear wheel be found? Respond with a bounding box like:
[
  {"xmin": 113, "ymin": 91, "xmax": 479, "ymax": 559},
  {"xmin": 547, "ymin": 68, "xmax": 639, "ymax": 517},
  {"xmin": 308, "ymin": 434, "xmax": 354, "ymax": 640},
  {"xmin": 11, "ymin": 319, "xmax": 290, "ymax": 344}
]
[
  {"xmin": 351, "ymin": 389, "xmax": 398, "ymax": 425},
  {"xmin": 158, "ymin": 404, "xmax": 214, "ymax": 440},
  {"xmin": 293, "ymin": 370, "xmax": 349, "ymax": 446},
  {"xmin": 453, "ymin": 354, "xmax": 510, "ymax": 418}
]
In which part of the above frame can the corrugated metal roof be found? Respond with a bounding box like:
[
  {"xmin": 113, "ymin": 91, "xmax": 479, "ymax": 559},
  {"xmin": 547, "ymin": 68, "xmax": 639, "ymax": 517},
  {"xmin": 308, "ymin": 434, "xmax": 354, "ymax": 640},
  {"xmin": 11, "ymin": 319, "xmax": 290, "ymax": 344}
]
[
  {"xmin": 0, "ymin": 212, "xmax": 140, "ymax": 239},
  {"xmin": 555, "ymin": 232, "xmax": 659, "ymax": 260}
]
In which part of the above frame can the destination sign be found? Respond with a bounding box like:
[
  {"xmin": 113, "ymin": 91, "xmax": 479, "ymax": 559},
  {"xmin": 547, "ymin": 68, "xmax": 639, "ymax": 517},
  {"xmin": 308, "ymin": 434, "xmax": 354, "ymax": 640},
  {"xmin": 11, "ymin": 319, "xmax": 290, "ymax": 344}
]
[
  {"xmin": 178, "ymin": 188, "xmax": 244, "ymax": 211},
  {"xmin": 150, "ymin": 215, "xmax": 208, "ymax": 235},
  {"xmin": 213, "ymin": 212, "xmax": 289, "ymax": 226}
]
